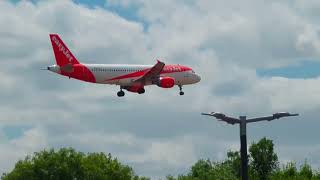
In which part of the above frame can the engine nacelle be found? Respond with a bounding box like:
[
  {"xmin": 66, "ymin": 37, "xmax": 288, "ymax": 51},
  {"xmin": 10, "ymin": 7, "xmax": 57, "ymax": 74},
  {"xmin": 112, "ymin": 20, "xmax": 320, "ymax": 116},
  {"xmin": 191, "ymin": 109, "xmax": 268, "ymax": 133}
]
[{"xmin": 157, "ymin": 77, "xmax": 175, "ymax": 88}]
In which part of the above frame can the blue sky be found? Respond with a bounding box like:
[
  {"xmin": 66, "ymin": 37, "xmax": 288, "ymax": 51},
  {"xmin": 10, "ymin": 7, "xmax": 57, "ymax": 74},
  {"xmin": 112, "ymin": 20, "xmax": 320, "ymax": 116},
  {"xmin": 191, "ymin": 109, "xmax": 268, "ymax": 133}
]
[
  {"xmin": 1, "ymin": 0, "xmax": 320, "ymax": 179},
  {"xmin": 75, "ymin": 0, "xmax": 143, "ymax": 24},
  {"xmin": 74, "ymin": 0, "xmax": 105, "ymax": 7},
  {"xmin": 257, "ymin": 60, "xmax": 320, "ymax": 78}
]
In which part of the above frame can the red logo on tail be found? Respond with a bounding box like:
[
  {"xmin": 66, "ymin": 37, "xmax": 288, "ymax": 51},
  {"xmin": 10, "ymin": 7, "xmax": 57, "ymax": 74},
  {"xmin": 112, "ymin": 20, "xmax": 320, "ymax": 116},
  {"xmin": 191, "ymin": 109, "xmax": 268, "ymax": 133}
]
[
  {"xmin": 50, "ymin": 34, "xmax": 79, "ymax": 66},
  {"xmin": 51, "ymin": 36, "xmax": 73, "ymax": 63}
]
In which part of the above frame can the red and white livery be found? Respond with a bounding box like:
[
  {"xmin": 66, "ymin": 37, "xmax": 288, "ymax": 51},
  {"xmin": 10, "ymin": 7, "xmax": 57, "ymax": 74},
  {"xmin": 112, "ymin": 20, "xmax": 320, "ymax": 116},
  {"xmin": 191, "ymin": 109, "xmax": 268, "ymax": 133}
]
[{"xmin": 47, "ymin": 34, "xmax": 201, "ymax": 97}]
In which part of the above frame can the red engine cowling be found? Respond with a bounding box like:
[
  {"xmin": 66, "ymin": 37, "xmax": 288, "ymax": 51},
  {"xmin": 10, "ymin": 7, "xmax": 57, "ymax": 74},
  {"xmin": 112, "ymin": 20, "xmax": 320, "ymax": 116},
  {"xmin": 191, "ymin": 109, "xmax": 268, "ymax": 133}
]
[{"xmin": 157, "ymin": 77, "xmax": 175, "ymax": 88}]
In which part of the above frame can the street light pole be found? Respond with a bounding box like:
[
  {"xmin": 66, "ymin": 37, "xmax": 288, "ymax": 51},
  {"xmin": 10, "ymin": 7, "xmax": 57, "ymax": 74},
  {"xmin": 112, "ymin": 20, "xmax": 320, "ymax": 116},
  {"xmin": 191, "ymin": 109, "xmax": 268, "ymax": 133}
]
[
  {"xmin": 239, "ymin": 116, "xmax": 248, "ymax": 180},
  {"xmin": 201, "ymin": 112, "xmax": 298, "ymax": 180}
]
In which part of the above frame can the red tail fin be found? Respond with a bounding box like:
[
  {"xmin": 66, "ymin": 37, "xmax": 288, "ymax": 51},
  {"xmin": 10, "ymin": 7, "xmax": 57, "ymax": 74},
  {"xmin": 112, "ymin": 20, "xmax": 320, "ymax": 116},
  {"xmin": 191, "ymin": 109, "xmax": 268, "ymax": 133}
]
[{"xmin": 50, "ymin": 34, "xmax": 80, "ymax": 66}]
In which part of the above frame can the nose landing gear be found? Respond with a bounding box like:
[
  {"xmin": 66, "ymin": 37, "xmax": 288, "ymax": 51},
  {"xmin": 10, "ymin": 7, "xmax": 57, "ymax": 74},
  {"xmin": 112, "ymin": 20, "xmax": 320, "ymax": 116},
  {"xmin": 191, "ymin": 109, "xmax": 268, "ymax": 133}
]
[
  {"xmin": 178, "ymin": 85, "xmax": 184, "ymax": 96},
  {"xmin": 117, "ymin": 87, "xmax": 125, "ymax": 97}
]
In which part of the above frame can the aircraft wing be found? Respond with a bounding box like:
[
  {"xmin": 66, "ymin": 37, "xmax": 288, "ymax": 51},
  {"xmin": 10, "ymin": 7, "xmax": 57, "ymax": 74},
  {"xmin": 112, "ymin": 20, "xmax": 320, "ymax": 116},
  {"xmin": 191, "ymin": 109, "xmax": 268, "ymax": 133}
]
[{"xmin": 135, "ymin": 60, "xmax": 165, "ymax": 84}]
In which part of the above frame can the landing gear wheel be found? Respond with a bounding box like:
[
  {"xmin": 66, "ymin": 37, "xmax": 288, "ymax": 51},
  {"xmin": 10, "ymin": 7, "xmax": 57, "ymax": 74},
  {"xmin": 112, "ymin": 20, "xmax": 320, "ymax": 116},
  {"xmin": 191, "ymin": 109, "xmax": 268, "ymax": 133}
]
[
  {"xmin": 178, "ymin": 85, "xmax": 184, "ymax": 96},
  {"xmin": 117, "ymin": 91, "xmax": 125, "ymax": 97},
  {"xmin": 138, "ymin": 88, "xmax": 145, "ymax": 94}
]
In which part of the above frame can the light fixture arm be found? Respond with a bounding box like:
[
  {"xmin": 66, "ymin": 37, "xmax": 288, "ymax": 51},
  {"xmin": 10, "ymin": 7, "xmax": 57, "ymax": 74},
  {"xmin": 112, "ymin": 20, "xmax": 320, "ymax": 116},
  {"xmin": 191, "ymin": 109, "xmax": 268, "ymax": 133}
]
[{"xmin": 246, "ymin": 113, "xmax": 299, "ymax": 123}]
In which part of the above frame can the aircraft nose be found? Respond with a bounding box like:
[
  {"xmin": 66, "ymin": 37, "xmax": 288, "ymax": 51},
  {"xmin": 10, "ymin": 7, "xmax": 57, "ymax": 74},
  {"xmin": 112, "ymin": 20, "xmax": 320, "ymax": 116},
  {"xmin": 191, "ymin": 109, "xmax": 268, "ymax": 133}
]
[{"xmin": 194, "ymin": 74, "xmax": 201, "ymax": 83}]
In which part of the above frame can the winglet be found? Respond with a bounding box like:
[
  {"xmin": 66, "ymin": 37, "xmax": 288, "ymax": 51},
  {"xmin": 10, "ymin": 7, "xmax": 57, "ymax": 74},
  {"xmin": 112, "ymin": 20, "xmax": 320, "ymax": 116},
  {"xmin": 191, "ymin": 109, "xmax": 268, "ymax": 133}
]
[{"xmin": 156, "ymin": 59, "xmax": 164, "ymax": 64}]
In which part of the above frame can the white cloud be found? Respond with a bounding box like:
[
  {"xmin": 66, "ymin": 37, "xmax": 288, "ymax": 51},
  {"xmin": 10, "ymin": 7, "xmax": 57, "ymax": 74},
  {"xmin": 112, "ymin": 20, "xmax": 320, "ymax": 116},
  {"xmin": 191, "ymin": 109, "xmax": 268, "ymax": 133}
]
[
  {"xmin": 128, "ymin": 137, "xmax": 196, "ymax": 167},
  {"xmin": 108, "ymin": 0, "xmax": 320, "ymax": 68},
  {"xmin": 296, "ymin": 24, "xmax": 320, "ymax": 55},
  {"xmin": 255, "ymin": 77, "xmax": 320, "ymax": 112},
  {"xmin": 277, "ymin": 144, "xmax": 320, "ymax": 169},
  {"xmin": 0, "ymin": 126, "xmax": 47, "ymax": 173},
  {"xmin": 0, "ymin": 0, "xmax": 320, "ymax": 178}
]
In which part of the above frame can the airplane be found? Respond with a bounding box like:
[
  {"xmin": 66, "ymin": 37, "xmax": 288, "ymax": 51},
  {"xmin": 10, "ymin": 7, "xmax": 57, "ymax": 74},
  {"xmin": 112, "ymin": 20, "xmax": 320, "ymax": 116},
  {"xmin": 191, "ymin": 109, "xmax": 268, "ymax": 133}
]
[{"xmin": 46, "ymin": 34, "xmax": 201, "ymax": 97}]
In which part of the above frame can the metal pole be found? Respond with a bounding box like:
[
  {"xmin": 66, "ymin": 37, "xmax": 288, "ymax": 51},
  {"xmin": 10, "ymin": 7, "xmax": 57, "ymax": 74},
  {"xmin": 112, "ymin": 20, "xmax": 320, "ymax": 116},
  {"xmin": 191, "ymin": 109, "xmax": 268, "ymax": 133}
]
[{"xmin": 239, "ymin": 116, "xmax": 248, "ymax": 180}]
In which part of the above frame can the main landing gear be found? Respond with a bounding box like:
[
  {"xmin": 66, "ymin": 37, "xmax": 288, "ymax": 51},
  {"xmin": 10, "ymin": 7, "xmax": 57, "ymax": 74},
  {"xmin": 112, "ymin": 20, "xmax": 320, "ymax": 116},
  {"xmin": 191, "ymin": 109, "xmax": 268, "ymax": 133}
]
[
  {"xmin": 179, "ymin": 85, "xmax": 184, "ymax": 96},
  {"xmin": 117, "ymin": 87, "xmax": 125, "ymax": 97},
  {"xmin": 117, "ymin": 87, "xmax": 145, "ymax": 97},
  {"xmin": 138, "ymin": 88, "xmax": 145, "ymax": 94}
]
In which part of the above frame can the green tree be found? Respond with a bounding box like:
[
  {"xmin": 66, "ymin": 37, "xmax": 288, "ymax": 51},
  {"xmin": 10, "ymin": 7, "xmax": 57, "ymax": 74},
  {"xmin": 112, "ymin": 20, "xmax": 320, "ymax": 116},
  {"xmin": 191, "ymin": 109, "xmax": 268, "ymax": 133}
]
[
  {"xmin": 270, "ymin": 161, "xmax": 320, "ymax": 180},
  {"xmin": 269, "ymin": 162, "xmax": 297, "ymax": 180},
  {"xmin": 249, "ymin": 137, "xmax": 279, "ymax": 180},
  {"xmin": 300, "ymin": 161, "xmax": 313, "ymax": 179},
  {"xmin": 2, "ymin": 148, "xmax": 149, "ymax": 180},
  {"xmin": 166, "ymin": 159, "xmax": 237, "ymax": 180},
  {"xmin": 190, "ymin": 159, "xmax": 213, "ymax": 179},
  {"xmin": 225, "ymin": 151, "xmax": 241, "ymax": 178},
  {"xmin": 166, "ymin": 137, "xmax": 319, "ymax": 180},
  {"xmin": 312, "ymin": 170, "xmax": 320, "ymax": 180},
  {"xmin": 283, "ymin": 162, "xmax": 298, "ymax": 178}
]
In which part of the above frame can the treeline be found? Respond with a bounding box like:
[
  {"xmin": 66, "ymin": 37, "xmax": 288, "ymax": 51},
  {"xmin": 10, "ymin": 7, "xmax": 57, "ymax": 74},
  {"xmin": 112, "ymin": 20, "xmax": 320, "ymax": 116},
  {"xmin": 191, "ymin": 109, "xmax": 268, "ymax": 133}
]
[
  {"xmin": 1, "ymin": 148, "xmax": 149, "ymax": 180},
  {"xmin": 2, "ymin": 138, "xmax": 320, "ymax": 180},
  {"xmin": 167, "ymin": 137, "xmax": 320, "ymax": 180}
]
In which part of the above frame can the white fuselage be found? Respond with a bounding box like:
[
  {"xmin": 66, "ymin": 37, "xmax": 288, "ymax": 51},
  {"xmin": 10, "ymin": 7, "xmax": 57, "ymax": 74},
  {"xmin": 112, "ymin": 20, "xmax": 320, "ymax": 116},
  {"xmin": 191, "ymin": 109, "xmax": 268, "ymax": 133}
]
[{"xmin": 49, "ymin": 63, "xmax": 201, "ymax": 87}]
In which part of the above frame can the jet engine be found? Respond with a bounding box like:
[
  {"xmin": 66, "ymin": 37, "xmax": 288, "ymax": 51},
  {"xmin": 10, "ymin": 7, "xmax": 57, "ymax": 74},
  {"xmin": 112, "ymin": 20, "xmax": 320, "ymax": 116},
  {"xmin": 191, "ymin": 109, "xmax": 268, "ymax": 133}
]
[{"xmin": 157, "ymin": 77, "xmax": 175, "ymax": 88}]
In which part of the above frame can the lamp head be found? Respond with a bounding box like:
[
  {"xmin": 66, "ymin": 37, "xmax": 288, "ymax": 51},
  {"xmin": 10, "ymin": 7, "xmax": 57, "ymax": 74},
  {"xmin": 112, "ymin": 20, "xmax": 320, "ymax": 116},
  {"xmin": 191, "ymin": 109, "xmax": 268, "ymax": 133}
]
[
  {"xmin": 210, "ymin": 112, "xmax": 226, "ymax": 119},
  {"xmin": 273, "ymin": 112, "xmax": 299, "ymax": 119}
]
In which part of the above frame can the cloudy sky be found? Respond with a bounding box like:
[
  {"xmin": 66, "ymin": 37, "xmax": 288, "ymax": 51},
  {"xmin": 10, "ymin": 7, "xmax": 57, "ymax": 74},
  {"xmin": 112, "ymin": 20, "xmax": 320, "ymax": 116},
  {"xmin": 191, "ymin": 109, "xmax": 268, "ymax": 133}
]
[{"xmin": 1, "ymin": 0, "xmax": 320, "ymax": 178}]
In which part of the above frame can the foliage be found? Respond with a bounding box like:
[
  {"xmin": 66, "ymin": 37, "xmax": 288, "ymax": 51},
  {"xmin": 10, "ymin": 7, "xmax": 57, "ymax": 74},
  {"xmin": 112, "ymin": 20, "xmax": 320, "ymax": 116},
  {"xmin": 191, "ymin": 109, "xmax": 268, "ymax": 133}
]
[
  {"xmin": 1, "ymin": 148, "xmax": 149, "ymax": 180},
  {"xmin": 166, "ymin": 158, "xmax": 238, "ymax": 180},
  {"xmin": 225, "ymin": 151, "xmax": 241, "ymax": 178},
  {"xmin": 269, "ymin": 161, "xmax": 320, "ymax": 180},
  {"xmin": 249, "ymin": 137, "xmax": 279, "ymax": 180},
  {"xmin": 2, "ymin": 138, "xmax": 320, "ymax": 180},
  {"xmin": 167, "ymin": 138, "xmax": 320, "ymax": 180}
]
